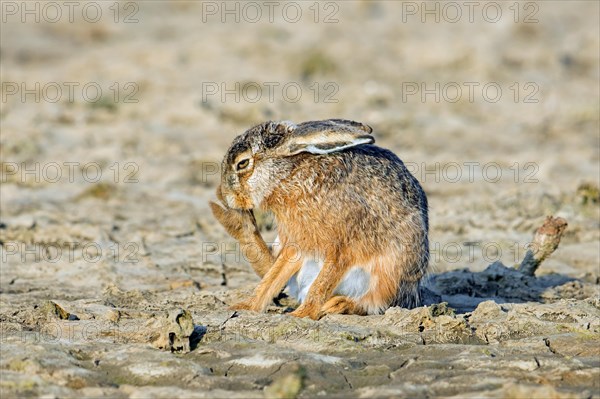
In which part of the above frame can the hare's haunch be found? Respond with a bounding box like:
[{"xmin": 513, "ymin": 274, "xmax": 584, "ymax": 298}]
[{"xmin": 210, "ymin": 119, "xmax": 429, "ymax": 320}]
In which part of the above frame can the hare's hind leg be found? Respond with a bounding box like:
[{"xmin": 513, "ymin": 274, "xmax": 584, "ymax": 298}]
[
  {"xmin": 357, "ymin": 250, "xmax": 424, "ymax": 314},
  {"xmin": 320, "ymin": 296, "xmax": 366, "ymax": 316}
]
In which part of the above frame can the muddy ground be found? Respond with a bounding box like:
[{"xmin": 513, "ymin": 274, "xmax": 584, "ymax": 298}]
[{"xmin": 1, "ymin": 1, "xmax": 599, "ymax": 398}]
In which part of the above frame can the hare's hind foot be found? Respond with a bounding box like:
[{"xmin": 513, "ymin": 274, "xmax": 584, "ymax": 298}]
[
  {"xmin": 289, "ymin": 301, "xmax": 321, "ymax": 320},
  {"xmin": 289, "ymin": 296, "xmax": 366, "ymax": 320},
  {"xmin": 320, "ymin": 296, "xmax": 366, "ymax": 317},
  {"xmin": 229, "ymin": 298, "xmax": 260, "ymax": 312}
]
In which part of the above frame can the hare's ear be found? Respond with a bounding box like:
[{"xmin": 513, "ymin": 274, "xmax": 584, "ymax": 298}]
[{"xmin": 279, "ymin": 119, "xmax": 375, "ymax": 156}]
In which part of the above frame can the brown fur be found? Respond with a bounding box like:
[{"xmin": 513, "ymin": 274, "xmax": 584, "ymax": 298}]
[
  {"xmin": 230, "ymin": 244, "xmax": 302, "ymax": 312},
  {"xmin": 210, "ymin": 187, "xmax": 274, "ymax": 277},
  {"xmin": 210, "ymin": 119, "xmax": 429, "ymax": 320},
  {"xmin": 321, "ymin": 296, "xmax": 366, "ymax": 316}
]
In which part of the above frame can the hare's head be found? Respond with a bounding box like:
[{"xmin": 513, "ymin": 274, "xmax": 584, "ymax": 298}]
[{"xmin": 219, "ymin": 119, "xmax": 374, "ymax": 210}]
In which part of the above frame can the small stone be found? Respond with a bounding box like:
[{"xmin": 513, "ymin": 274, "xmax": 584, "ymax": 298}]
[
  {"xmin": 42, "ymin": 301, "xmax": 75, "ymax": 320},
  {"xmin": 149, "ymin": 309, "xmax": 196, "ymax": 353},
  {"xmin": 429, "ymin": 302, "xmax": 455, "ymax": 317},
  {"xmin": 264, "ymin": 364, "xmax": 305, "ymax": 399}
]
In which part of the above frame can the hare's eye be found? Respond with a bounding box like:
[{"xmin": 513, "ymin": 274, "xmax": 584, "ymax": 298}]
[{"xmin": 236, "ymin": 158, "xmax": 250, "ymax": 171}]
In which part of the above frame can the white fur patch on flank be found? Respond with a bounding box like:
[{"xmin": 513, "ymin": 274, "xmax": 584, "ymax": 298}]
[
  {"xmin": 334, "ymin": 267, "xmax": 371, "ymax": 298},
  {"xmin": 287, "ymin": 261, "xmax": 371, "ymax": 302}
]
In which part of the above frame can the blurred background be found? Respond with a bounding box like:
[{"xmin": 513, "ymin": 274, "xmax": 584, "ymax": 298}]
[
  {"xmin": 2, "ymin": 1, "xmax": 598, "ymax": 277},
  {"xmin": 0, "ymin": 1, "xmax": 599, "ymax": 396}
]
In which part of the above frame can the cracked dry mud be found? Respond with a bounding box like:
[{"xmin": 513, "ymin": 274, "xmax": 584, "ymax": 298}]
[{"xmin": 1, "ymin": 2, "xmax": 599, "ymax": 398}]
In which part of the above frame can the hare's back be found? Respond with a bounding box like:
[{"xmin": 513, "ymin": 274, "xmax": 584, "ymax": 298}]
[{"xmin": 334, "ymin": 145, "xmax": 426, "ymax": 211}]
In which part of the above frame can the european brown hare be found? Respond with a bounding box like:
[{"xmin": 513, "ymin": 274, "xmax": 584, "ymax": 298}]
[{"xmin": 209, "ymin": 119, "xmax": 429, "ymax": 320}]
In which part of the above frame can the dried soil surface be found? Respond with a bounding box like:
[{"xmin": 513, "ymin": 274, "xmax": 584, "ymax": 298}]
[{"xmin": 1, "ymin": 2, "xmax": 599, "ymax": 398}]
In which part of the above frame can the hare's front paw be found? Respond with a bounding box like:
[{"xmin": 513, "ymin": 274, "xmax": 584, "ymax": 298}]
[
  {"xmin": 290, "ymin": 302, "xmax": 321, "ymax": 320},
  {"xmin": 229, "ymin": 299, "xmax": 259, "ymax": 312}
]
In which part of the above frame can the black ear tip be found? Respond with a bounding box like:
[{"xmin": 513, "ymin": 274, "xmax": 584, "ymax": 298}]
[{"xmin": 343, "ymin": 120, "xmax": 373, "ymax": 134}]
